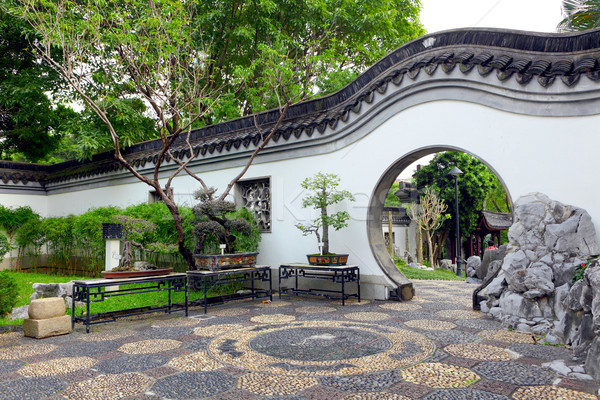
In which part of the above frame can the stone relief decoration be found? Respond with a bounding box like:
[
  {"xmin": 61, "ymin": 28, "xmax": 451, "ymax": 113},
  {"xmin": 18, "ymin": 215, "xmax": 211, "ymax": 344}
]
[{"xmin": 238, "ymin": 178, "xmax": 271, "ymax": 231}]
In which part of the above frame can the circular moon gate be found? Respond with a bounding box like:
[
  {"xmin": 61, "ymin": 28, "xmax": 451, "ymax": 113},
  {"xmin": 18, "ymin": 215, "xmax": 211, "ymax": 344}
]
[{"xmin": 208, "ymin": 321, "xmax": 435, "ymax": 376}]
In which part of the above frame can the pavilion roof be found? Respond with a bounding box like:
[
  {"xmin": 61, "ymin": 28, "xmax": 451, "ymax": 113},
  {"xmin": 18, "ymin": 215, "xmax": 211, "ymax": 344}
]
[{"xmin": 478, "ymin": 210, "xmax": 513, "ymax": 231}]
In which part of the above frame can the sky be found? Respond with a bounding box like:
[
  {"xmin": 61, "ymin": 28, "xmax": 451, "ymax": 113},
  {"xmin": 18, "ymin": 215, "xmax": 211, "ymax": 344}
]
[
  {"xmin": 420, "ymin": 0, "xmax": 565, "ymax": 34},
  {"xmin": 398, "ymin": 0, "xmax": 565, "ymax": 179}
]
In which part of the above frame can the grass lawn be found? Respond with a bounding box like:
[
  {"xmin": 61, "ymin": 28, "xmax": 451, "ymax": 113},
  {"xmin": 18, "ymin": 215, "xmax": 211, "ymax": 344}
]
[
  {"xmin": 397, "ymin": 264, "xmax": 466, "ymax": 281},
  {"xmin": 1, "ymin": 271, "xmax": 243, "ymax": 327},
  {"xmin": 1, "ymin": 271, "xmax": 89, "ymax": 326}
]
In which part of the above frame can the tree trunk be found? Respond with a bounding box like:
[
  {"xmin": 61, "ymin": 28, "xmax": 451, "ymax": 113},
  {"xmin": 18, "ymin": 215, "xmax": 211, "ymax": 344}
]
[
  {"xmin": 425, "ymin": 231, "xmax": 435, "ymax": 268},
  {"xmin": 321, "ymin": 193, "xmax": 329, "ymax": 254},
  {"xmin": 119, "ymin": 241, "xmax": 133, "ymax": 269},
  {"xmin": 416, "ymin": 228, "xmax": 423, "ymax": 264},
  {"xmin": 433, "ymin": 231, "xmax": 448, "ymax": 262},
  {"xmin": 163, "ymin": 196, "xmax": 196, "ymax": 269}
]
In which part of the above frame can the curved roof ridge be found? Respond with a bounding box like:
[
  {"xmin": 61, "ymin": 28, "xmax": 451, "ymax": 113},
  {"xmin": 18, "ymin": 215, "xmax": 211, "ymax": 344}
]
[{"xmin": 3, "ymin": 27, "xmax": 600, "ymax": 187}]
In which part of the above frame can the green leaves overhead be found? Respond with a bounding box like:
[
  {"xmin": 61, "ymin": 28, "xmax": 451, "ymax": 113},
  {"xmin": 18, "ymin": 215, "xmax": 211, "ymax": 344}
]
[
  {"xmin": 0, "ymin": 8, "xmax": 70, "ymax": 161},
  {"xmin": 193, "ymin": 0, "xmax": 425, "ymax": 119},
  {"xmin": 558, "ymin": 0, "xmax": 600, "ymax": 31}
]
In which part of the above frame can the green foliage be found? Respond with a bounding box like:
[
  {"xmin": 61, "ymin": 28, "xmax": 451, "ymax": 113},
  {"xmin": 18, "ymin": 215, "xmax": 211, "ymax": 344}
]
[
  {"xmin": 14, "ymin": 218, "xmax": 44, "ymax": 254},
  {"xmin": 558, "ymin": 0, "xmax": 600, "ymax": 31},
  {"xmin": 0, "ymin": 232, "xmax": 10, "ymax": 261},
  {"xmin": 397, "ymin": 263, "xmax": 466, "ymax": 281},
  {"xmin": 0, "ymin": 270, "xmax": 18, "ymax": 315},
  {"xmin": 6, "ymin": 203, "xmax": 196, "ymax": 275},
  {"xmin": 572, "ymin": 257, "xmax": 597, "ymax": 282},
  {"xmin": 385, "ymin": 182, "xmax": 402, "ymax": 207},
  {"xmin": 0, "ymin": 9, "xmax": 76, "ymax": 162},
  {"xmin": 192, "ymin": 188, "xmax": 261, "ymax": 254},
  {"xmin": 228, "ymin": 208, "xmax": 262, "ymax": 253},
  {"xmin": 0, "ymin": 205, "xmax": 39, "ymax": 237},
  {"xmin": 413, "ymin": 152, "xmax": 502, "ymax": 238},
  {"xmin": 71, "ymin": 206, "xmax": 121, "ymax": 271},
  {"xmin": 296, "ymin": 172, "xmax": 355, "ymax": 254},
  {"xmin": 485, "ymin": 174, "xmax": 511, "ymax": 213},
  {"xmin": 194, "ymin": 0, "xmax": 426, "ymax": 120},
  {"xmin": 123, "ymin": 202, "xmax": 195, "ymax": 251},
  {"xmin": 50, "ymin": 98, "xmax": 158, "ymax": 162}
]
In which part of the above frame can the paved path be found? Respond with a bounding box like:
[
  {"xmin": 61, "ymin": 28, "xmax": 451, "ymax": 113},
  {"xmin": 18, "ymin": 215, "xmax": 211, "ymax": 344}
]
[{"xmin": 0, "ymin": 280, "xmax": 598, "ymax": 399}]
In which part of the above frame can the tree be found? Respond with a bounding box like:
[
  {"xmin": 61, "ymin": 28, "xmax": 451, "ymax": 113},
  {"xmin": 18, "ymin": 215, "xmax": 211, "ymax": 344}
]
[
  {"xmin": 4, "ymin": 0, "xmax": 426, "ymax": 161},
  {"xmin": 193, "ymin": 0, "xmax": 426, "ymax": 122},
  {"xmin": 7, "ymin": 0, "xmax": 325, "ymax": 268},
  {"xmin": 413, "ymin": 152, "xmax": 500, "ymax": 252},
  {"xmin": 48, "ymin": 98, "xmax": 158, "ymax": 162},
  {"xmin": 484, "ymin": 173, "xmax": 511, "ymax": 213},
  {"xmin": 558, "ymin": 0, "xmax": 600, "ymax": 31},
  {"xmin": 406, "ymin": 187, "xmax": 448, "ymax": 268},
  {"xmin": 295, "ymin": 172, "xmax": 355, "ymax": 255},
  {"xmin": 0, "ymin": 8, "xmax": 74, "ymax": 161}
]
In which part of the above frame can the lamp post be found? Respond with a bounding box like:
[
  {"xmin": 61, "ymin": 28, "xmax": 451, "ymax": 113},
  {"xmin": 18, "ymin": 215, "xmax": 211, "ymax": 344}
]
[{"xmin": 448, "ymin": 166, "xmax": 463, "ymax": 276}]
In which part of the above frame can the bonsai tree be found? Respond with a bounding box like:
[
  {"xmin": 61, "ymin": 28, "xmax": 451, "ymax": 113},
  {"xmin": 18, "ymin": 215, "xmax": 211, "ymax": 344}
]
[
  {"xmin": 113, "ymin": 215, "xmax": 159, "ymax": 271},
  {"xmin": 193, "ymin": 188, "xmax": 260, "ymax": 255},
  {"xmin": 295, "ymin": 172, "xmax": 355, "ymax": 254}
]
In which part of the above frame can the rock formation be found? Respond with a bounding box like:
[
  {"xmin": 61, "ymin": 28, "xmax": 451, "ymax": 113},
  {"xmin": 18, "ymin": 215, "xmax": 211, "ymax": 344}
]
[{"xmin": 480, "ymin": 193, "xmax": 600, "ymax": 379}]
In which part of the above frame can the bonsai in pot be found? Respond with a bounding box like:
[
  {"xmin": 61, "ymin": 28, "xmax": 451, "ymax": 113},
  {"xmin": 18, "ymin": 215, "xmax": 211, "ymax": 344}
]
[
  {"xmin": 192, "ymin": 187, "xmax": 261, "ymax": 271},
  {"xmin": 295, "ymin": 172, "xmax": 355, "ymax": 266},
  {"xmin": 103, "ymin": 216, "xmax": 175, "ymax": 278}
]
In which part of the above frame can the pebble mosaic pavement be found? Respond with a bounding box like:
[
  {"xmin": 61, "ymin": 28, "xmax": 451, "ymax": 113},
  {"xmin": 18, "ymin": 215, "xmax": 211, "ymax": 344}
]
[{"xmin": 0, "ymin": 280, "xmax": 598, "ymax": 399}]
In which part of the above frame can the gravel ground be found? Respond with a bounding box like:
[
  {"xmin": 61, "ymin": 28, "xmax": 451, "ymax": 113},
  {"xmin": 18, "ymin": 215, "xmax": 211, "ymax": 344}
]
[{"xmin": 0, "ymin": 279, "xmax": 598, "ymax": 399}]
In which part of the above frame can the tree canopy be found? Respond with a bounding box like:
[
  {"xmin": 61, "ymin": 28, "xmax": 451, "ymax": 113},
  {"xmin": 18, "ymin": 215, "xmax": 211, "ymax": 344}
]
[
  {"xmin": 412, "ymin": 152, "xmax": 504, "ymax": 238},
  {"xmin": 558, "ymin": 0, "xmax": 600, "ymax": 31},
  {"xmin": 193, "ymin": 0, "xmax": 426, "ymax": 122},
  {"xmin": 2, "ymin": 0, "xmax": 425, "ymax": 162},
  {"xmin": 0, "ymin": 9, "xmax": 71, "ymax": 161},
  {"xmin": 5, "ymin": 0, "xmax": 425, "ymax": 266}
]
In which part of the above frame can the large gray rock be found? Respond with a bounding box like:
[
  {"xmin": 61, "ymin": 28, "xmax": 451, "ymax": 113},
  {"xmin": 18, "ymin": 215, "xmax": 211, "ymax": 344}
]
[
  {"xmin": 565, "ymin": 280, "xmax": 587, "ymax": 312},
  {"xmin": 8, "ymin": 305, "xmax": 29, "ymax": 320},
  {"xmin": 523, "ymin": 262, "xmax": 554, "ymax": 295},
  {"xmin": 439, "ymin": 259, "xmax": 454, "ymax": 272},
  {"xmin": 481, "ymin": 193, "xmax": 600, "ymax": 377},
  {"xmin": 30, "ymin": 282, "xmax": 74, "ymax": 302},
  {"xmin": 486, "ymin": 274, "xmax": 506, "ymax": 297},
  {"xmin": 585, "ymin": 264, "xmax": 600, "ymax": 333},
  {"xmin": 466, "ymin": 256, "xmax": 481, "ymax": 278},
  {"xmin": 554, "ymin": 283, "xmax": 571, "ymax": 321},
  {"xmin": 481, "ymin": 245, "xmax": 506, "ymax": 280},
  {"xmin": 502, "ymin": 250, "xmax": 530, "ymax": 293},
  {"xmin": 499, "ymin": 291, "xmax": 544, "ymax": 319},
  {"xmin": 585, "ymin": 336, "xmax": 600, "ymax": 380}
]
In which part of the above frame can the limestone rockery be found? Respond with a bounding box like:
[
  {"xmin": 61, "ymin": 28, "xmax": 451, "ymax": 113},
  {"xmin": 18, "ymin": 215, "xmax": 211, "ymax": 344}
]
[{"xmin": 479, "ymin": 192, "xmax": 600, "ymax": 380}]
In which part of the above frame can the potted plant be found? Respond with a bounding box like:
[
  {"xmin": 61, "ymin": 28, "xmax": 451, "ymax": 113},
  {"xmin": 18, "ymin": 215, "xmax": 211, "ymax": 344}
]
[
  {"xmin": 192, "ymin": 187, "xmax": 261, "ymax": 271},
  {"xmin": 102, "ymin": 216, "xmax": 175, "ymax": 278},
  {"xmin": 295, "ymin": 172, "xmax": 355, "ymax": 266}
]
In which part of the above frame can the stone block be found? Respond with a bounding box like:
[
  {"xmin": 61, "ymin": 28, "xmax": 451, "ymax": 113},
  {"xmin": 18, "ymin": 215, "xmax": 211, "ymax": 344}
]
[
  {"xmin": 28, "ymin": 297, "xmax": 66, "ymax": 320},
  {"xmin": 23, "ymin": 315, "xmax": 71, "ymax": 339}
]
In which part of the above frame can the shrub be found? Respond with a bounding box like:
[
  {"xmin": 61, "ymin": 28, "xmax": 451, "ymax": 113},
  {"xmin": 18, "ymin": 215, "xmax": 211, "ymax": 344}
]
[
  {"xmin": 193, "ymin": 188, "xmax": 262, "ymax": 254},
  {"xmin": 0, "ymin": 233, "xmax": 10, "ymax": 261},
  {"xmin": 0, "ymin": 271, "xmax": 18, "ymax": 315}
]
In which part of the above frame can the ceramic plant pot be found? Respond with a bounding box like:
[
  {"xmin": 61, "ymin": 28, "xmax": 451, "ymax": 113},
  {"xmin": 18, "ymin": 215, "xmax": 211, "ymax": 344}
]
[
  {"xmin": 306, "ymin": 254, "xmax": 348, "ymax": 266},
  {"xmin": 193, "ymin": 252, "xmax": 259, "ymax": 271}
]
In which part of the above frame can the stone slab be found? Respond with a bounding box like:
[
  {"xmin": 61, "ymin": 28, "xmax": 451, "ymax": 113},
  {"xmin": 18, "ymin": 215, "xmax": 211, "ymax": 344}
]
[
  {"xmin": 23, "ymin": 315, "xmax": 71, "ymax": 339},
  {"xmin": 28, "ymin": 297, "xmax": 66, "ymax": 320}
]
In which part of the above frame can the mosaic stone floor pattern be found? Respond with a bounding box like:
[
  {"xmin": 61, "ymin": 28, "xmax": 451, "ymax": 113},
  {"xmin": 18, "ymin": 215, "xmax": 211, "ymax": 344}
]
[{"xmin": 0, "ymin": 280, "xmax": 598, "ymax": 399}]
